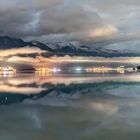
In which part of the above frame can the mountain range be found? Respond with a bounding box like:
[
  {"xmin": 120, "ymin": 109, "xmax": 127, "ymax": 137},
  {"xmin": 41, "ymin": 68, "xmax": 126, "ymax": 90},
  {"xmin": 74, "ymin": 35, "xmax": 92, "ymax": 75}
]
[{"xmin": 0, "ymin": 36, "xmax": 139, "ymax": 57}]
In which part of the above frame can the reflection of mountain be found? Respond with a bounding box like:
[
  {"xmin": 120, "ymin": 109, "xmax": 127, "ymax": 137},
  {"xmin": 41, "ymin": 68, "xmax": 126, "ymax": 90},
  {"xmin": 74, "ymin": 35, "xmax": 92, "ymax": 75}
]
[
  {"xmin": 0, "ymin": 93, "xmax": 35, "ymax": 105},
  {"xmin": 1, "ymin": 75, "xmax": 140, "ymax": 105},
  {"xmin": 0, "ymin": 36, "xmax": 140, "ymax": 57}
]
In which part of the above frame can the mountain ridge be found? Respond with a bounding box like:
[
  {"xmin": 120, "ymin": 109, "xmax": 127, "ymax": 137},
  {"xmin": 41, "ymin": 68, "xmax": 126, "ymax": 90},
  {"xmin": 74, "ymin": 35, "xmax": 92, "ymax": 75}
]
[{"xmin": 0, "ymin": 36, "xmax": 139, "ymax": 57}]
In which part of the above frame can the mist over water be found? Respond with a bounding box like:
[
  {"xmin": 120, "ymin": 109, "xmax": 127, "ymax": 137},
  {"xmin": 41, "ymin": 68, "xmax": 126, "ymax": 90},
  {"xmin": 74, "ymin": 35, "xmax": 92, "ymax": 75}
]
[{"xmin": 0, "ymin": 62, "xmax": 140, "ymax": 140}]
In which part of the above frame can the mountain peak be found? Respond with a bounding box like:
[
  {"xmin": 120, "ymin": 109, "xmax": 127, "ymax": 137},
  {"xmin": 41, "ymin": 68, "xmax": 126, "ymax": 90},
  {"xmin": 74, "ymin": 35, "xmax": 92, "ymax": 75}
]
[
  {"xmin": 0, "ymin": 36, "xmax": 28, "ymax": 49},
  {"xmin": 0, "ymin": 36, "xmax": 139, "ymax": 57}
]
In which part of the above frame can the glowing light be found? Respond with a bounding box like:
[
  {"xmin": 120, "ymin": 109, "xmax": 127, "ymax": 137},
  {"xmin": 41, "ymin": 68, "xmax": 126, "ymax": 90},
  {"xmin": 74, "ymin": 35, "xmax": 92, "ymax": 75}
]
[
  {"xmin": 86, "ymin": 66, "xmax": 113, "ymax": 73},
  {"xmin": 52, "ymin": 68, "xmax": 61, "ymax": 73},
  {"xmin": 74, "ymin": 67, "xmax": 83, "ymax": 72},
  {"xmin": 35, "ymin": 67, "xmax": 52, "ymax": 76},
  {"xmin": 0, "ymin": 65, "xmax": 16, "ymax": 77}
]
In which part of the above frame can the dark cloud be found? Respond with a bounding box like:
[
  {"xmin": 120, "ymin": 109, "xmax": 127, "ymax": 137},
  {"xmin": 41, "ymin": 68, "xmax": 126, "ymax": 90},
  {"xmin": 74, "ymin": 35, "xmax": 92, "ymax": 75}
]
[
  {"xmin": 0, "ymin": 0, "xmax": 117, "ymax": 42},
  {"xmin": 0, "ymin": 0, "xmax": 140, "ymax": 48}
]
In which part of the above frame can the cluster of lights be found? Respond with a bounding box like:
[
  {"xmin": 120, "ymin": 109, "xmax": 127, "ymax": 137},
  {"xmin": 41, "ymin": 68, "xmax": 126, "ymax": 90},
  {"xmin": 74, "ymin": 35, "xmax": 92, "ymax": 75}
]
[
  {"xmin": 36, "ymin": 65, "xmax": 135, "ymax": 76},
  {"xmin": 0, "ymin": 65, "xmax": 16, "ymax": 77},
  {"xmin": 36, "ymin": 66, "xmax": 84, "ymax": 76}
]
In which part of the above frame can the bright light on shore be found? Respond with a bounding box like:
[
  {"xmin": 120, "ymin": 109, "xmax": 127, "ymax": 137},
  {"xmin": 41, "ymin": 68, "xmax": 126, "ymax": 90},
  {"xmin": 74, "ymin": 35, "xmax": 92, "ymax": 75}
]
[
  {"xmin": 52, "ymin": 68, "xmax": 61, "ymax": 73},
  {"xmin": 74, "ymin": 67, "xmax": 83, "ymax": 72}
]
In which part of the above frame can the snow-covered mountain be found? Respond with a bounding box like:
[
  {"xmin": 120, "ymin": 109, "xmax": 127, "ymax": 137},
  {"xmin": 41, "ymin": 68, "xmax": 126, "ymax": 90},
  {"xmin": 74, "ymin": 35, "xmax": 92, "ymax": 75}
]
[{"xmin": 0, "ymin": 36, "xmax": 139, "ymax": 57}]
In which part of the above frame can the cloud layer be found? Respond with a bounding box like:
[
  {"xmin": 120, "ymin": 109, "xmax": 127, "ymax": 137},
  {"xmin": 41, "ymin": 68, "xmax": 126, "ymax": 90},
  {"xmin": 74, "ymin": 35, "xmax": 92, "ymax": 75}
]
[
  {"xmin": 0, "ymin": 1, "xmax": 117, "ymax": 41},
  {"xmin": 0, "ymin": 0, "xmax": 140, "ymax": 47}
]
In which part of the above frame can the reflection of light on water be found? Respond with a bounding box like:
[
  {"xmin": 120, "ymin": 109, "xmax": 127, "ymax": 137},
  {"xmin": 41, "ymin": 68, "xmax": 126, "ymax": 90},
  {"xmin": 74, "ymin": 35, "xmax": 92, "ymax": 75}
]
[
  {"xmin": 0, "ymin": 74, "xmax": 140, "ymax": 95},
  {"xmin": 0, "ymin": 63, "xmax": 138, "ymax": 95},
  {"xmin": 5, "ymin": 74, "xmax": 140, "ymax": 87}
]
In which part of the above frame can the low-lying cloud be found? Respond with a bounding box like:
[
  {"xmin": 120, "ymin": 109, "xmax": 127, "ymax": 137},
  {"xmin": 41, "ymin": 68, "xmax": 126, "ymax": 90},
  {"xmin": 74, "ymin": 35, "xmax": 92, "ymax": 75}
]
[{"xmin": 0, "ymin": 46, "xmax": 46, "ymax": 58}]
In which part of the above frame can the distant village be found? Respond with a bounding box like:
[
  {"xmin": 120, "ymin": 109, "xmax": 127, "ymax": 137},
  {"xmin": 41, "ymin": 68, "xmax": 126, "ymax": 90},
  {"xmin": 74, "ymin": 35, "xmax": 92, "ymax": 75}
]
[{"xmin": 0, "ymin": 65, "xmax": 136, "ymax": 77}]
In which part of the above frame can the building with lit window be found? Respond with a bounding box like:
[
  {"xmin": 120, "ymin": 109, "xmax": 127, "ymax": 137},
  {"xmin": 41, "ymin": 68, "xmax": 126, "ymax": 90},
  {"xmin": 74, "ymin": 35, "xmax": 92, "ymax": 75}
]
[{"xmin": 0, "ymin": 66, "xmax": 16, "ymax": 76}]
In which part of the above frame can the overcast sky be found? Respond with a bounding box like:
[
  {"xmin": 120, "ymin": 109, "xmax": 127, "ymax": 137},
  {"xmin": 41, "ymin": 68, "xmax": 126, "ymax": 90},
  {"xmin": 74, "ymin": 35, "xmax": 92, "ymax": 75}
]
[{"xmin": 0, "ymin": 0, "xmax": 140, "ymax": 48}]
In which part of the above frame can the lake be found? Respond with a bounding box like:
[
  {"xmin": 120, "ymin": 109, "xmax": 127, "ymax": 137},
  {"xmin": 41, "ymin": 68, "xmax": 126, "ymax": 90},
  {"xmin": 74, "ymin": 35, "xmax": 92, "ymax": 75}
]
[{"xmin": 0, "ymin": 63, "xmax": 140, "ymax": 140}]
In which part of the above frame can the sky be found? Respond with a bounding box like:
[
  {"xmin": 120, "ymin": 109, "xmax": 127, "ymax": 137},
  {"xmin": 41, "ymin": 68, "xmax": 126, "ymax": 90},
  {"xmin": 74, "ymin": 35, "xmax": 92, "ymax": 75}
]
[
  {"xmin": 0, "ymin": 0, "xmax": 140, "ymax": 46},
  {"xmin": 0, "ymin": 0, "xmax": 140, "ymax": 67}
]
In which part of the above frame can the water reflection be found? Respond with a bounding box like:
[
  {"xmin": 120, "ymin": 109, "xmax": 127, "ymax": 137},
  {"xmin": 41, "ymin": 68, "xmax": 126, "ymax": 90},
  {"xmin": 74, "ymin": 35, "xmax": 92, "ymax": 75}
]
[
  {"xmin": 0, "ymin": 71, "xmax": 140, "ymax": 139},
  {"xmin": 1, "ymin": 91, "xmax": 140, "ymax": 140},
  {"xmin": 0, "ymin": 73, "xmax": 140, "ymax": 105}
]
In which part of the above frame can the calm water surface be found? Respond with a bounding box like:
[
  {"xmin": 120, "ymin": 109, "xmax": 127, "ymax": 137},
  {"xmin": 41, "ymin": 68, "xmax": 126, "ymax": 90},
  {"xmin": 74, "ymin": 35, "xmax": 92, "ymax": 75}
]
[{"xmin": 0, "ymin": 68, "xmax": 140, "ymax": 140}]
